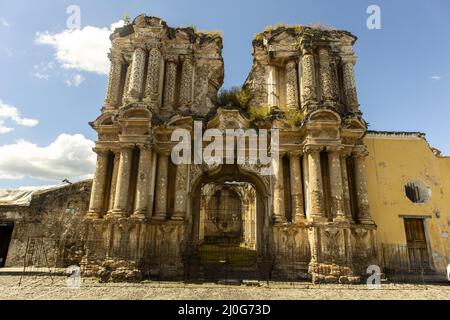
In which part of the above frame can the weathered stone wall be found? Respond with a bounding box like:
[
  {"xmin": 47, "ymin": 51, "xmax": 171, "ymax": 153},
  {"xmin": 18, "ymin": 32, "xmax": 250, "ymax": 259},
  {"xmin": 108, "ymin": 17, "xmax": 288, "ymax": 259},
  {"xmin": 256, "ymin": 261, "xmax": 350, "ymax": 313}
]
[{"xmin": 0, "ymin": 180, "xmax": 91, "ymax": 267}]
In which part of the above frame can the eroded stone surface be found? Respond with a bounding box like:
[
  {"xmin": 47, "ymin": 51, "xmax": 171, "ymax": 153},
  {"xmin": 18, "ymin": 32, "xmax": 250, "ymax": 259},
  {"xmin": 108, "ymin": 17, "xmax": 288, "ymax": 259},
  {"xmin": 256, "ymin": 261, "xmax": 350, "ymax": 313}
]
[{"xmin": 1, "ymin": 17, "xmax": 381, "ymax": 284}]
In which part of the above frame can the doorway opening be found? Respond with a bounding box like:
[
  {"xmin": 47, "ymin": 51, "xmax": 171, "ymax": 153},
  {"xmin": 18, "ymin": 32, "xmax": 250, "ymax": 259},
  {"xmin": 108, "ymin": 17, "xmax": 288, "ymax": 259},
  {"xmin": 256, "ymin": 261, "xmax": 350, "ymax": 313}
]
[
  {"xmin": 403, "ymin": 218, "xmax": 432, "ymax": 271},
  {"xmin": 0, "ymin": 221, "xmax": 14, "ymax": 268},
  {"xmin": 187, "ymin": 165, "xmax": 270, "ymax": 280}
]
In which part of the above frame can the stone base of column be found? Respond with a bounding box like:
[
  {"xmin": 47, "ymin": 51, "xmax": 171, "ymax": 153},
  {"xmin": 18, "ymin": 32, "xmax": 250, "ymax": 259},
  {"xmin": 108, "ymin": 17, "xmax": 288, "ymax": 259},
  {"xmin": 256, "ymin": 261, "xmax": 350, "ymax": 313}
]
[
  {"xmin": 273, "ymin": 216, "xmax": 287, "ymax": 224},
  {"xmin": 105, "ymin": 209, "xmax": 125, "ymax": 220},
  {"xmin": 333, "ymin": 215, "xmax": 349, "ymax": 223},
  {"xmin": 171, "ymin": 212, "xmax": 185, "ymax": 221},
  {"xmin": 152, "ymin": 213, "xmax": 167, "ymax": 221},
  {"xmin": 86, "ymin": 211, "xmax": 101, "ymax": 220},
  {"xmin": 358, "ymin": 217, "xmax": 375, "ymax": 225},
  {"xmin": 131, "ymin": 212, "xmax": 146, "ymax": 220},
  {"xmin": 308, "ymin": 215, "xmax": 328, "ymax": 223}
]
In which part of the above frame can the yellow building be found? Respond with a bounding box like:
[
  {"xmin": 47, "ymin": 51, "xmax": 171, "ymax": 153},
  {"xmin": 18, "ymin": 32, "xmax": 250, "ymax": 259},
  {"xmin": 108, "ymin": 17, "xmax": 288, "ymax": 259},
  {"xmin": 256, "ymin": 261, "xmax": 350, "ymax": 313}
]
[{"xmin": 364, "ymin": 131, "xmax": 450, "ymax": 275}]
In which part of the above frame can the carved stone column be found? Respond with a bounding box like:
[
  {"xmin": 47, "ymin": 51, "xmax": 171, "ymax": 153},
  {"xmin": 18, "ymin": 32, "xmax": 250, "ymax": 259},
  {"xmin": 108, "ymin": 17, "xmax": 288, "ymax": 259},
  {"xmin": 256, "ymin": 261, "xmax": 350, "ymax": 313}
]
[
  {"xmin": 179, "ymin": 56, "xmax": 194, "ymax": 112},
  {"xmin": 273, "ymin": 154, "xmax": 286, "ymax": 223},
  {"xmin": 327, "ymin": 146, "xmax": 346, "ymax": 221},
  {"xmin": 87, "ymin": 148, "xmax": 109, "ymax": 219},
  {"xmin": 267, "ymin": 65, "xmax": 278, "ymax": 108},
  {"xmin": 342, "ymin": 57, "xmax": 359, "ymax": 112},
  {"xmin": 289, "ymin": 152, "xmax": 305, "ymax": 222},
  {"xmin": 133, "ymin": 144, "xmax": 153, "ymax": 219},
  {"xmin": 353, "ymin": 147, "xmax": 374, "ymax": 224},
  {"xmin": 148, "ymin": 153, "xmax": 158, "ymax": 218},
  {"xmin": 104, "ymin": 55, "xmax": 123, "ymax": 110},
  {"xmin": 127, "ymin": 47, "xmax": 147, "ymax": 102},
  {"xmin": 144, "ymin": 47, "xmax": 163, "ymax": 108},
  {"xmin": 162, "ymin": 58, "xmax": 177, "ymax": 112},
  {"xmin": 318, "ymin": 47, "xmax": 336, "ymax": 106},
  {"xmin": 300, "ymin": 45, "xmax": 317, "ymax": 108},
  {"xmin": 340, "ymin": 150, "xmax": 352, "ymax": 220},
  {"xmin": 110, "ymin": 145, "xmax": 134, "ymax": 217},
  {"xmin": 304, "ymin": 146, "xmax": 325, "ymax": 221},
  {"xmin": 121, "ymin": 61, "xmax": 132, "ymax": 104},
  {"xmin": 107, "ymin": 149, "xmax": 120, "ymax": 213},
  {"xmin": 172, "ymin": 164, "xmax": 189, "ymax": 220},
  {"xmin": 153, "ymin": 152, "xmax": 169, "ymax": 220},
  {"xmin": 330, "ymin": 59, "xmax": 341, "ymax": 109},
  {"xmin": 285, "ymin": 60, "xmax": 299, "ymax": 110}
]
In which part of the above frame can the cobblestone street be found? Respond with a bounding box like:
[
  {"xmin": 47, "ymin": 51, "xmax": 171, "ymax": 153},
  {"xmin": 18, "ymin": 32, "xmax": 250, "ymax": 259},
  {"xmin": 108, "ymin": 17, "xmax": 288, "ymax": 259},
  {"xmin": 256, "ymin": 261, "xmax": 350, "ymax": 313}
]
[{"xmin": 0, "ymin": 275, "xmax": 448, "ymax": 300}]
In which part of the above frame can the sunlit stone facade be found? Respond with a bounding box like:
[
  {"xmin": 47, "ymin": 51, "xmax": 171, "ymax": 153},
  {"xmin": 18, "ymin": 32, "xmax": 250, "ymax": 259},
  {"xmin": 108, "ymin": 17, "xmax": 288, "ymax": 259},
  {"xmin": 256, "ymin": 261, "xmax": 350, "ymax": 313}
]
[{"xmin": 83, "ymin": 16, "xmax": 377, "ymax": 283}]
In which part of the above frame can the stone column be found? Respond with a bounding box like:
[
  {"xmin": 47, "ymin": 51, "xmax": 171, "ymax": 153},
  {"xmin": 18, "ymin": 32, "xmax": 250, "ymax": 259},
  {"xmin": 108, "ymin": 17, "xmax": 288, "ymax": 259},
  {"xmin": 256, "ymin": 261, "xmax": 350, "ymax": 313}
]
[
  {"xmin": 144, "ymin": 47, "xmax": 163, "ymax": 108},
  {"xmin": 107, "ymin": 149, "xmax": 120, "ymax": 213},
  {"xmin": 153, "ymin": 152, "xmax": 169, "ymax": 220},
  {"xmin": 285, "ymin": 60, "xmax": 299, "ymax": 110},
  {"xmin": 110, "ymin": 144, "xmax": 134, "ymax": 217},
  {"xmin": 327, "ymin": 146, "xmax": 346, "ymax": 221},
  {"xmin": 87, "ymin": 148, "xmax": 109, "ymax": 219},
  {"xmin": 121, "ymin": 62, "xmax": 132, "ymax": 105},
  {"xmin": 330, "ymin": 60, "xmax": 341, "ymax": 109},
  {"xmin": 148, "ymin": 153, "xmax": 158, "ymax": 218},
  {"xmin": 340, "ymin": 150, "xmax": 352, "ymax": 220},
  {"xmin": 318, "ymin": 47, "xmax": 336, "ymax": 106},
  {"xmin": 133, "ymin": 144, "xmax": 153, "ymax": 219},
  {"xmin": 273, "ymin": 154, "xmax": 286, "ymax": 223},
  {"xmin": 353, "ymin": 148, "xmax": 374, "ymax": 224},
  {"xmin": 289, "ymin": 152, "xmax": 306, "ymax": 222},
  {"xmin": 300, "ymin": 45, "xmax": 317, "ymax": 108},
  {"xmin": 104, "ymin": 55, "xmax": 123, "ymax": 110},
  {"xmin": 267, "ymin": 65, "xmax": 278, "ymax": 108},
  {"xmin": 304, "ymin": 146, "xmax": 325, "ymax": 221},
  {"xmin": 172, "ymin": 164, "xmax": 189, "ymax": 220},
  {"xmin": 179, "ymin": 56, "xmax": 194, "ymax": 112},
  {"xmin": 162, "ymin": 58, "xmax": 177, "ymax": 112},
  {"xmin": 127, "ymin": 47, "xmax": 147, "ymax": 102},
  {"xmin": 342, "ymin": 57, "xmax": 359, "ymax": 112}
]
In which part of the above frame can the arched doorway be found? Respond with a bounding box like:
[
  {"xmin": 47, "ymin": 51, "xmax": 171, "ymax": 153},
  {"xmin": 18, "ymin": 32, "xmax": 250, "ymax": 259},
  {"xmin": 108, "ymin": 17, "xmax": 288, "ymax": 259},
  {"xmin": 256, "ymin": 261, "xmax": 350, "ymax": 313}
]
[{"xmin": 187, "ymin": 164, "xmax": 271, "ymax": 280}]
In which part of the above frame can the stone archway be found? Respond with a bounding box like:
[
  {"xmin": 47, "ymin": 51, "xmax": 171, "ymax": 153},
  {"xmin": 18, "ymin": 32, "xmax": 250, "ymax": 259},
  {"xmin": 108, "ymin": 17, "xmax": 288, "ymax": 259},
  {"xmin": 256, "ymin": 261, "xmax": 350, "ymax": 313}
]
[{"xmin": 186, "ymin": 164, "xmax": 271, "ymax": 280}]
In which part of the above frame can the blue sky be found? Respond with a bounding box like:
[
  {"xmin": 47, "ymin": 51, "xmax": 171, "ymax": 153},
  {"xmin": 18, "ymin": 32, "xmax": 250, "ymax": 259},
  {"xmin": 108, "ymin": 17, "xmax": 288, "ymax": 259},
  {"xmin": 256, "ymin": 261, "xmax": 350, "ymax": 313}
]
[{"xmin": 0, "ymin": 0, "xmax": 449, "ymax": 188}]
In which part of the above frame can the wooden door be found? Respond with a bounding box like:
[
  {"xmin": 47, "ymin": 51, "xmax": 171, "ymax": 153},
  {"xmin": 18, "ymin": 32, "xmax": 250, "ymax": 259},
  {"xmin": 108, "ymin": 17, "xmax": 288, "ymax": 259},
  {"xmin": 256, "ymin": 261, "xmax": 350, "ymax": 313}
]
[{"xmin": 403, "ymin": 218, "xmax": 430, "ymax": 271}]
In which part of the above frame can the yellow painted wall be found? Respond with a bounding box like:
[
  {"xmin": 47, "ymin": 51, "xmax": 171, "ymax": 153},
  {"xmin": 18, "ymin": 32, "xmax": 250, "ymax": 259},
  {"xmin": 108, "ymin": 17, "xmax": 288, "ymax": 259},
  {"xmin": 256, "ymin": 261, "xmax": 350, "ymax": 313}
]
[{"xmin": 364, "ymin": 133, "xmax": 450, "ymax": 273}]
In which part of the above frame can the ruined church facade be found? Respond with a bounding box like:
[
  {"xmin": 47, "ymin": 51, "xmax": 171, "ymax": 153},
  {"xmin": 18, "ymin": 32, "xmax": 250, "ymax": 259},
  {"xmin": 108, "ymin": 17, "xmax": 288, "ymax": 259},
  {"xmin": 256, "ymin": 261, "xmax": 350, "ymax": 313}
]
[{"xmin": 83, "ymin": 15, "xmax": 377, "ymax": 283}]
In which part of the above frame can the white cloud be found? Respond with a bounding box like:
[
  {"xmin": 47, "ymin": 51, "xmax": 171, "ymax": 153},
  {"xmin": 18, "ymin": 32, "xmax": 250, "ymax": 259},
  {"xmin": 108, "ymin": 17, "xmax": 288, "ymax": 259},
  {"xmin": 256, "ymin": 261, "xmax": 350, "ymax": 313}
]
[
  {"xmin": 64, "ymin": 74, "xmax": 85, "ymax": 87},
  {"xmin": 430, "ymin": 75, "xmax": 442, "ymax": 81},
  {"xmin": 0, "ymin": 134, "xmax": 96, "ymax": 181},
  {"xmin": 0, "ymin": 125, "xmax": 13, "ymax": 134},
  {"xmin": 0, "ymin": 18, "xmax": 10, "ymax": 27},
  {"xmin": 32, "ymin": 72, "xmax": 50, "ymax": 80},
  {"xmin": 32, "ymin": 61, "xmax": 55, "ymax": 80},
  {"xmin": 0, "ymin": 100, "xmax": 39, "ymax": 134},
  {"xmin": 35, "ymin": 20, "xmax": 124, "ymax": 75}
]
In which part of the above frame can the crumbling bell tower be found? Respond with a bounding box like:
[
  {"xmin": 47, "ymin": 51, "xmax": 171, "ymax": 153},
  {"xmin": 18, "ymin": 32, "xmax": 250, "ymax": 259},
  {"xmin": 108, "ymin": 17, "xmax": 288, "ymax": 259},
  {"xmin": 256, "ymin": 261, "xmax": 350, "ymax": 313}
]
[{"xmin": 244, "ymin": 25, "xmax": 377, "ymax": 282}]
